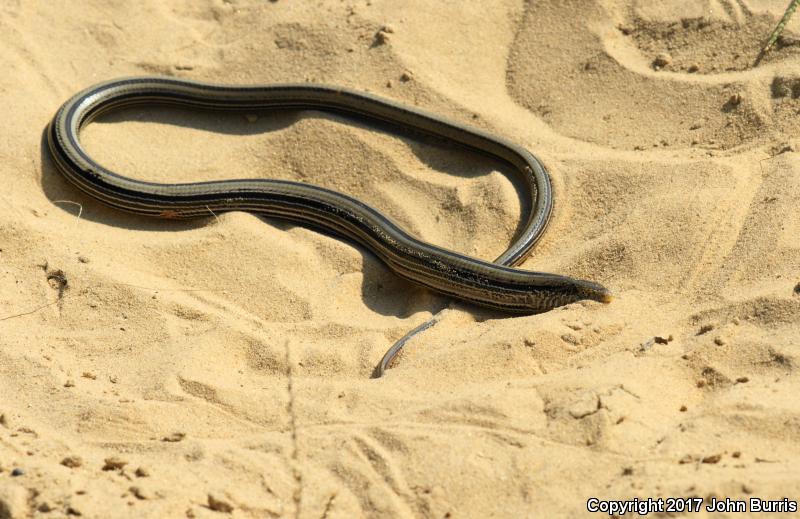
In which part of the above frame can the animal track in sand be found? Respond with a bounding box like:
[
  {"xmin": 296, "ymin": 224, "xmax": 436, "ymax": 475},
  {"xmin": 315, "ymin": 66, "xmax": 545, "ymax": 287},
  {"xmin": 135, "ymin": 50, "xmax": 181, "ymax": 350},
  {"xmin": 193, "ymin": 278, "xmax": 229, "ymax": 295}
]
[
  {"xmin": 690, "ymin": 153, "xmax": 800, "ymax": 297},
  {"xmin": 620, "ymin": 12, "xmax": 799, "ymax": 74},
  {"xmin": 507, "ymin": 0, "xmax": 800, "ymax": 151},
  {"xmin": 690, "ymin": 295, "xmax": 800, "ymax": 329}
]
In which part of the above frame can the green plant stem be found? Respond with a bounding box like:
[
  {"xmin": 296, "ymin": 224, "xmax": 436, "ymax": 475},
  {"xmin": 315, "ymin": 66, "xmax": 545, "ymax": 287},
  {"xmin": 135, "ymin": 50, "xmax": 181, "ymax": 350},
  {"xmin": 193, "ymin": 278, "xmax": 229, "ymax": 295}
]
[{"xmin": 756, "ymin": 0, "xmax": 800, "ymax": 65}]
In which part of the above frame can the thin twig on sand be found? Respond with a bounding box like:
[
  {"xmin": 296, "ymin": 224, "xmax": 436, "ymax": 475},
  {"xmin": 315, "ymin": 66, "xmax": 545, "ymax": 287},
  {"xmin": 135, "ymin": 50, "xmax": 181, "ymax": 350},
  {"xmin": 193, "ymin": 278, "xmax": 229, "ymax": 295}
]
[{"xmin": 755, "ymin": 0, "xmax": 800, "ymax": 65}]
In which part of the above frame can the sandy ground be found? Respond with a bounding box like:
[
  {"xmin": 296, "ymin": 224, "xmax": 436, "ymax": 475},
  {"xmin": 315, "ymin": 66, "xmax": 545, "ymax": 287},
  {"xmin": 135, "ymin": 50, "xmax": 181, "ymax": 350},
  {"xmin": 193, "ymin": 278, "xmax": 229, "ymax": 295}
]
[{"xmin": 1, "ymin": 0, "xmax": 799, "ymax": 517}]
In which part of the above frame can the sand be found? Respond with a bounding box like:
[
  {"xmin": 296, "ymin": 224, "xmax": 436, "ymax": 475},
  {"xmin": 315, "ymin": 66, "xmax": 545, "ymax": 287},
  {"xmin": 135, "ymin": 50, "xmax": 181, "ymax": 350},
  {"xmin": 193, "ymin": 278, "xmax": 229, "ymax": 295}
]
[{"xmin": 1, "ymin": 0, "xmax": 799, "ymax": 517}]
